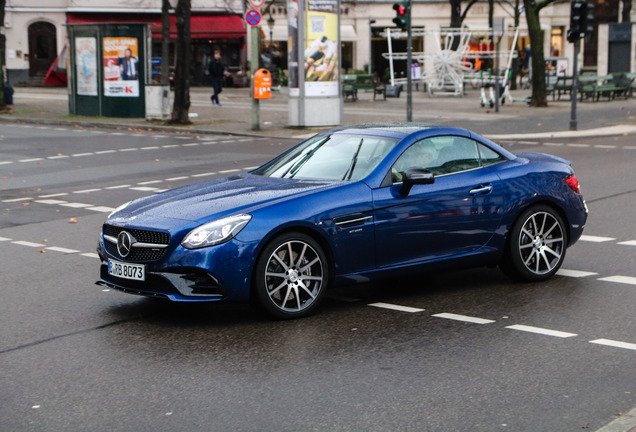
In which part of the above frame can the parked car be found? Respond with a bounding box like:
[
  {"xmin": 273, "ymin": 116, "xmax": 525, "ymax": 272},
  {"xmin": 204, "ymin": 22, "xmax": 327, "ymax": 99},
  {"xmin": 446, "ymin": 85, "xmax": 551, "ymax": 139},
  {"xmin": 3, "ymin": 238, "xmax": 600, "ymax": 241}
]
[{"xmin": 96, "ymin": 124, "xmax": 588, "ymax": 318}]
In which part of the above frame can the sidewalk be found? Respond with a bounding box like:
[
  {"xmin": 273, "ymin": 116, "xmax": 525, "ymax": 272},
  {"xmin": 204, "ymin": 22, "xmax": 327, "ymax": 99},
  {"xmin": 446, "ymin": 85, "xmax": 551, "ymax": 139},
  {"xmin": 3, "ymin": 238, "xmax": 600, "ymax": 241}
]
[{"xmin": 2, "ymin": 85, "xmax": 635, "ymax": 140}]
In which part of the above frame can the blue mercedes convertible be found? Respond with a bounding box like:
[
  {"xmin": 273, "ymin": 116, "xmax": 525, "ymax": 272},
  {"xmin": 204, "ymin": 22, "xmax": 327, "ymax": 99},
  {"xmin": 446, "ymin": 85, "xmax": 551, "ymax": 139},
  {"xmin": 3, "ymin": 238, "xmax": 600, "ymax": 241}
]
[{"xmin": 97, "ymin": 124, "xmax": 588, "ymax": 318}]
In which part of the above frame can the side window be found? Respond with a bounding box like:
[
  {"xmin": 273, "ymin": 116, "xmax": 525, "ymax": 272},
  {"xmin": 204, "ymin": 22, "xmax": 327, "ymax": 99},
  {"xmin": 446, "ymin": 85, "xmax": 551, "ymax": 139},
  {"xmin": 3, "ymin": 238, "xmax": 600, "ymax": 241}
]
[
  {"xmin": 478, "ymin": 143, "xmax": 506, "ymax": 166},
  {"xmin": 390, "ymin": 136, "xmax": 506, "ymax": 185},
  {"xmin": 432, "ymin": 136, "xmax": 480, "ymax": 174}
]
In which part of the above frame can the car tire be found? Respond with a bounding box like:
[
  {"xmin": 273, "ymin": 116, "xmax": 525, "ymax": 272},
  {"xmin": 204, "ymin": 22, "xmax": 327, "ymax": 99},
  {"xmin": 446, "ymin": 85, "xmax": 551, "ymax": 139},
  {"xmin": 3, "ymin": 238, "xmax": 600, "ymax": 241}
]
[
  {"xmin": 500, "ymin": 205, "xmax": 567, "ymax": 282},
  {"xmin": 254, "ymin": 232, "xmax": 328, "ymax": 319}
]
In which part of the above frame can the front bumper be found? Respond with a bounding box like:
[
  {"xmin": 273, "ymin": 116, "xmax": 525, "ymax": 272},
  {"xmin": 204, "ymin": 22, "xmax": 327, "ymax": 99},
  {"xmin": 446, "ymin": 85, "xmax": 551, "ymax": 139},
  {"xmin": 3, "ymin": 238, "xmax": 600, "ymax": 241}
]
[{"xmin": 96, "ymin": 236, "xmax": 259, "ymax": 302}]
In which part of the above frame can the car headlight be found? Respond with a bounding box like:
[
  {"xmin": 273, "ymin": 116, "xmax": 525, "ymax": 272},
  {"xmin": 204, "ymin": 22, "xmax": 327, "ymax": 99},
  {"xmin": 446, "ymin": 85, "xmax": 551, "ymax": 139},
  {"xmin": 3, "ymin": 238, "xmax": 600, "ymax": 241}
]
[
  {"xmin": 181, "ymin": 214, "xmax": 252, "ymax": 249},
  {"xmin": 108, "ymin": 201, "xmax": 132, "ymax": 218}
]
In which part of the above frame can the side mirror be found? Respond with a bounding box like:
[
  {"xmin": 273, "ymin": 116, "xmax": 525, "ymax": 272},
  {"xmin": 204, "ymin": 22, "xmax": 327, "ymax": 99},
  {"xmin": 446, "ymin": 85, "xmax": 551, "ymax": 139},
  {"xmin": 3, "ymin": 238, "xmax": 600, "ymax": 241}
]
[{"xmin": 399, "ymin": 168, "xmax": 434, "ymax": 196}]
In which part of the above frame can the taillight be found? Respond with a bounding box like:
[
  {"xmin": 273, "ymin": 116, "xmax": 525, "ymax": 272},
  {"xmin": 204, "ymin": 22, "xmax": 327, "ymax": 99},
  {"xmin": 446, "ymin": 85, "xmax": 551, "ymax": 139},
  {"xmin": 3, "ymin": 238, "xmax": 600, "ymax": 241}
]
[{"xmin": 565, "ymin": 174, "xmax": 581, "ymax": 194}]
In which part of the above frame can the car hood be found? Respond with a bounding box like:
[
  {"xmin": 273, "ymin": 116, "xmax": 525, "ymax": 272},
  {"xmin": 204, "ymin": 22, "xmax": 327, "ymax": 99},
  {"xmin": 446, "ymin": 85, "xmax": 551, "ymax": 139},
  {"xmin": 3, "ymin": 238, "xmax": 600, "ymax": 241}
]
[{"xmin": 111, "ymin": 174, "xmax": 339, "ymax": 224}]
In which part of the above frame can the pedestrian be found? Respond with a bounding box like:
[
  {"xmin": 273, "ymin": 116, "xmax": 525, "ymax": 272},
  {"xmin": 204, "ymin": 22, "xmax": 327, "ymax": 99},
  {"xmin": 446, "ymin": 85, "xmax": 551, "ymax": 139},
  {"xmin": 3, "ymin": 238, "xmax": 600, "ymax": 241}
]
[{"xmin": 209, "ymin": 49, "xmax": 229, "ymax": 106}]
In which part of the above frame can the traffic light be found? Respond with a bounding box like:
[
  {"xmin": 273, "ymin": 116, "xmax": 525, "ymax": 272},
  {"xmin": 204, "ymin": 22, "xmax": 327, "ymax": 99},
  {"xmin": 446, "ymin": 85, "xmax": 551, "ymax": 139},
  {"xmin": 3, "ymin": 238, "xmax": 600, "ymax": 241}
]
[
  {"xmin": 392, "ymin": 2, "xmax": 409, "ymax": 30},
  {"xmin": 567, "ymin": 0, "xmax": 593, "ymax": 43}
]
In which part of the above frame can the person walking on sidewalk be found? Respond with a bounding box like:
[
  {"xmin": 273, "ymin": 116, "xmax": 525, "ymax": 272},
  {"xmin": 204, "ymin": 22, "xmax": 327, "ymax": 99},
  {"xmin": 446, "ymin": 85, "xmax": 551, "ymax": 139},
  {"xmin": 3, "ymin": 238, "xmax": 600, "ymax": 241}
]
[{"xmin": 209, "ymin": 49, "xmax": 229, "ymax": 106}]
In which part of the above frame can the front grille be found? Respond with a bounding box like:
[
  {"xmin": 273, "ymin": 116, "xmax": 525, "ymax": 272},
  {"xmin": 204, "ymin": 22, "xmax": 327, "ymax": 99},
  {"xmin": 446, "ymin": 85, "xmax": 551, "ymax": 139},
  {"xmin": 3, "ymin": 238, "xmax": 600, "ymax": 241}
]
[
  {"xmin": 103, "ymin": 224, "xmax": 170, "ymax": 262},
  {"xmin": 103, "ymin": 224, "xmax": 170, "ymax": 245}
]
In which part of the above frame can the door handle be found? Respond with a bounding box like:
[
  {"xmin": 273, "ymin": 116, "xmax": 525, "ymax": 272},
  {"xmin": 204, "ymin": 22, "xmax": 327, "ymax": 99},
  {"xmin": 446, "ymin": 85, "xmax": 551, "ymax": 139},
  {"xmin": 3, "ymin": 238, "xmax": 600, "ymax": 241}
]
[{"xmin": 469, "ymin": 184, "xmax": 493, "ymax": 195}]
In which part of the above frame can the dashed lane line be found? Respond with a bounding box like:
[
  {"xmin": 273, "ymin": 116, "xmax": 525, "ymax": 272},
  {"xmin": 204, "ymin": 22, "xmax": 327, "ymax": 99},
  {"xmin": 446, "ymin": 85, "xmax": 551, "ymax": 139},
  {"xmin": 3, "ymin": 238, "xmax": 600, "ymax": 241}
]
[
  {"xmin": 598, "ymin": 276, "xmax": 636, "ymax": 286},
  {"xmin": 589, "ymin": 339, "xmax": 636, "ymax": 351},
  {"xmin": 1, "ymin": 136, "xmax": 269, "ymax": 165},
  {"xmin": 618, "ymin": 240, "xmax": 636, "ymax": 246},
  {"xmin": 580, "ymin": 235, "xmax": 616, "ymax": 243},
  {"xmin": 368, "ymin": 302, "xmax": 425, "ymax": 313},
  {"xmin": 505, "ymin": 324, "xmax": 578, "ymax": 338},
  {"xmin": 556, "ymin": 269, "xmax": 599, "ymax": 278},
  {"xmin": 431, "ymin": 313, "xmax": 495, "ymax": 324}
]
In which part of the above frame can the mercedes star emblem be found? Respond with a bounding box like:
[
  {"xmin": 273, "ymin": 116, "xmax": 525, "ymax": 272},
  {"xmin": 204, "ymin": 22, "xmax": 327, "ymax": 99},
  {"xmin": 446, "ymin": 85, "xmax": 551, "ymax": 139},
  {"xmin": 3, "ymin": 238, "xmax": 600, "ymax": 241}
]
[{"xmin": 117, "ymin": 231, "xmax": 133, "ymax": 258}]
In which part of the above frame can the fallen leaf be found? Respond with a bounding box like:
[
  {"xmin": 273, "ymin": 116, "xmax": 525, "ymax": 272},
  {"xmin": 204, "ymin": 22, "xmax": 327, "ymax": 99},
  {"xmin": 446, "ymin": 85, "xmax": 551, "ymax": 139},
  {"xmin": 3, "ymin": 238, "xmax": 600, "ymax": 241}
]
[
  {"xmin": 21, "ymin": 202, "xmax": 31, "ymax": 207},
  {"xmin": 40, "ymin": 249, "xmax": 46, "ymax": 253},
  {"xmin": 69, "ymin": 217, "xmax": 78, "ymax": 223}
]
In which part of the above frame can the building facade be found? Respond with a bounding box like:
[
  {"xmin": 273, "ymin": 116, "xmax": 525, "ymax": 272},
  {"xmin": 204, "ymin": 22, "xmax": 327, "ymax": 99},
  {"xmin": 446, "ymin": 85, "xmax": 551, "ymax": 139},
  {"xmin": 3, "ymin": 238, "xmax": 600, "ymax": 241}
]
[{"xmin": 3, "ymin": 0, "xmax": 634, "ymax": 86}]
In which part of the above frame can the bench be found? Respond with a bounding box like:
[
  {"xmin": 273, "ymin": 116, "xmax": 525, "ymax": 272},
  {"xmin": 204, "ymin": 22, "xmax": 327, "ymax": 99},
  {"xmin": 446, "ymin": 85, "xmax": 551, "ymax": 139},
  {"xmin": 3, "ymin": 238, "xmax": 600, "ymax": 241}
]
[
  {"xmin": 553, "ymin": 75, "xmax": 574, "ymax": 101},
  {"xmin": 342, "ymin": 74, "xmax": 386, "ymax": 101},
  {"xmin": 578, "ymin": 74, "xmax": 632, "ymax": 101}
]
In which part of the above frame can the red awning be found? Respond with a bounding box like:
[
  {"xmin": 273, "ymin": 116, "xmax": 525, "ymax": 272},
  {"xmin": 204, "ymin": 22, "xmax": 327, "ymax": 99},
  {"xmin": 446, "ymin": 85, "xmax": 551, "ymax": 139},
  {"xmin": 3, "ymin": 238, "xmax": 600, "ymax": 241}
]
[{"xmin": 67, "ymin": 13, "xmax": 245, "ymax": 39}]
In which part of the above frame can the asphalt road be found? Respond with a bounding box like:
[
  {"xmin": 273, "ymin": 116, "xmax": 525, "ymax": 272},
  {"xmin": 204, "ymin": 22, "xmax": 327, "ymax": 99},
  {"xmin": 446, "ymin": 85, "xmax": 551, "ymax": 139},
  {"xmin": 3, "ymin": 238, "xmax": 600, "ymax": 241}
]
[{"xmin": 1, "ymin": 124, "xmax": 635, "ymax": 432}]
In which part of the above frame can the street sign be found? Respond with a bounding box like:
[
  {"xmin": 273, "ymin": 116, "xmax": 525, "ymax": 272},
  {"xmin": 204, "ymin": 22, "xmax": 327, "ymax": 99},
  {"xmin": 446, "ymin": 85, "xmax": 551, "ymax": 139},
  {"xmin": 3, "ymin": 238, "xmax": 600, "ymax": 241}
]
[
  {"xmin": 249, "ymin": 0, "xmax": 265, "ymax": 9},
  {"xmin": 245, "ymin": 10, "xmax": 262, "ymax": 26}
]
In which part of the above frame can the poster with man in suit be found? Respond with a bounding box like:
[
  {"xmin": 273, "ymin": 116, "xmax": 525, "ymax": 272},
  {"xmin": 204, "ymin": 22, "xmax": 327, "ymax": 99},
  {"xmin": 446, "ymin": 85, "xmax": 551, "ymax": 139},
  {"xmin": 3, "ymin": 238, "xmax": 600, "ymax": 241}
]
[{"xmin": 103, "ymin": 37, "xmax": 140, "ymax": 97}]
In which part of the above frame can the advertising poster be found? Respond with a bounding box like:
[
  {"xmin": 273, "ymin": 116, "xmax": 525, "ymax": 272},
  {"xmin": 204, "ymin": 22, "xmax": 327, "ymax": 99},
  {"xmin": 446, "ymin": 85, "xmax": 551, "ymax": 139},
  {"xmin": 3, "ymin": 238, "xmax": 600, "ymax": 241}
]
[
  {"xmin": 103, "ymin": 37, "xmax": 140, "ymax": 97},
  {"xmin": 304, "ymin": 0, "xmax": 338, "ymax": 96},
  {"xmin": 75, "ymin": 37, "xmax": 98, "ymax": 96}
]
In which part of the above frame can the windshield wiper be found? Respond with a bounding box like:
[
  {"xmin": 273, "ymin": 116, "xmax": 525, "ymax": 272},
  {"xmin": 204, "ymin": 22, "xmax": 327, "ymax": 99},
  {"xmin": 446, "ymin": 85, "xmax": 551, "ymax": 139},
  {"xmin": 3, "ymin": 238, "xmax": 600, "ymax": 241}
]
[
  {"xmin": 342, "ymin": 138, "xmax": 364, "ymax": 181},
  {"xmin": 282, "ymin": 137, "xmax": 329, "ymax": 178}
]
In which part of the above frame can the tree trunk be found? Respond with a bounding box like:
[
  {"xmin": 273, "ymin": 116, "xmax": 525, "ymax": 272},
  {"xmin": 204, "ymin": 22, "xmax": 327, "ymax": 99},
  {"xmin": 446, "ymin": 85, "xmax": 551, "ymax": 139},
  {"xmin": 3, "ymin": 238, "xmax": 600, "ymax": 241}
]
[
  {"xmin": 171, "ymin": 0, "xmax": 191, "ymax": 124},
  {"xmin": 622, "ymin": 0, "xmax": 632, "ymax": 23},
  {"xmin": 524, "ymin": 0, "xmax": 548, "ymax": 107},
  {"xmin": 0, "ymin": 0, "xmax": 6, "ymax": 108},
  {"xmin": 161, "ymin": 0, "xmax": 171, "ymax": 86}
]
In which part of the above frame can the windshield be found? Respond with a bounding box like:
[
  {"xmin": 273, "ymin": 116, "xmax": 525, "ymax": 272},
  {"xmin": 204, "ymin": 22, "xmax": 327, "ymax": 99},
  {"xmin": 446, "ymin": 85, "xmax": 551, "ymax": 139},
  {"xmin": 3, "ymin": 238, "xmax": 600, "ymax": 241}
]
[{"xmin": 252, "ymin": 134, "xmax": 399, "ymax": 181}]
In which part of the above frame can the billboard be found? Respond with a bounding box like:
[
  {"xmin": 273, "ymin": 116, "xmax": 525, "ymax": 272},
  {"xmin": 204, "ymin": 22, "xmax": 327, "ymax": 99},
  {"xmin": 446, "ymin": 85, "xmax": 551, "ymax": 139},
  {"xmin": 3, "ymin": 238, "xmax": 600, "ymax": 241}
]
[
  {"xmin": 304, "ymin": 0, "xmax": 339, "ymax": 96},
  {"xmin": 103, "ymin": 37, "xmax": 140, "ymax": 97}
]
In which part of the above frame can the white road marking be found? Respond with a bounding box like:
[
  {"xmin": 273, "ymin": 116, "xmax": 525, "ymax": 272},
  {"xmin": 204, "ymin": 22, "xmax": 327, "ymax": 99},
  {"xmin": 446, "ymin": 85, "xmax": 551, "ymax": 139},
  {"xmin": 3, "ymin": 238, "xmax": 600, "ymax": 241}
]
[
  {"xmin": 141, "ymin": 146, "xmax": 160, "ymax": 150},
  {"xmin": 368, "ymin": 302, "xmax": 425, "ymax": 313},
  {"xmin": 19, "ymin": 158, "xmax": 44, "ymax": 162},
  {"xmin": 35, "ymin": 199, "xmax": 68, "ymax": 205},
  {"xmin": 598, "ymin": 276, "xmax": 636, "ymax": 286},
  {"xmin": 589, "ymin": 339, "xmax": 636, "ymax": 351},
  {"xmin": 432, "ymin": 313, "xmax": 495, "ymax": 324},
  {"xmin": 166, "ymin": 176, "xmax": 189, "ymax": 181},
  {"xmin": 191, "ymin": 172, "xmax": 216, "ymax": 177},
  {"xmin": 105, "ymin": 184, "xmax": 131, "ymax": 189},
  {"xmin": 137, "ymin": 180, "xmax": 163, "ymax": 185},
  {"xmin": 38, "ymin": 193, "xmax": 69, "ymax": 198},
  {"xmin": 72, "ymin": 153, "xmax": 94, "ymax": 157},
  {"xmin": 47, "ymin": 155, "xmax": 69, "ymax": 159},
  {"xmin": 130, "ymin": 186, "xmax": 162, "ymax": 192},
  {"xmin": 595, "ymin": 145, "xmax": 616, "ymax": 149},
  {"xmin": 567, "ymin": 143, "xmax": 590, "ymax": 148},
  {"xmin": 60, "ymin": 202, "xmax": 93, "ymax": 208},
  {"xmin": 46, "ymin": 246, "xmax": 80, "ymax": 254},
  {"xmin": 183, "ymin": 143, "xmax": 200, "ymax": 147},
  {"xmin": 95, "ymin": 150, "xmax": 117, "ymax": 154},
  {"xmin": 86, "ymin": 206, "xmax": 115, "ymax": 212},
  {"xmin": 544, "ymin": 142, "xmax": 564, "ymax": 147},
  {"xmin": 556, "ymin": 269, "xmax": 598, "ymax": 278},
  {"xmin": 119, "ymin": 148, "xmax": 138, "ymax": 152},
  {"xmin": 2, "ymin": 197, "xmax": 33, "ymax": 202},
  {"xmin": 0, "ymin": 236, "xmax": 12, "ymax": 241},
  {"xmin": 0, "ymin": 161, "xmax": 13, "ymax": 165},
  {"xmin": 73, "ymin": 188, "xmax": 101, "ymax": 194},
  {"xmin": 580, "ymin": 235, "xmax": 615, "ymax": 243},
  {"xmin": 12, "ymin": 240, "xmax": 45, "ymax": 248},
  {"xmin": 81, "ymin": 253, "xmax": 100, "ymax": 259},
  {"xmin": 617, "ymin": 240, "xmax": 636, "ymax": 246},
  {"xmin": 219, "ymin": 169, "xmax": 241, "ymax": 174},
  {"xmin": 506, "ymin": 324, "xmax": 577, "ymax": 338},
  {"xmin": 161, "ymin": 144, "xmax": 179, "ymax": 148}
]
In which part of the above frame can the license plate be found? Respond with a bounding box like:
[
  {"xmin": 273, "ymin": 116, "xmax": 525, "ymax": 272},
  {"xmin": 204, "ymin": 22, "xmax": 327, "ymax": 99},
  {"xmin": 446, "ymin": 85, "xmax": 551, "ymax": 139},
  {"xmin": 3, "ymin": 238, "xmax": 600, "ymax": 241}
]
[{"xmin": 108, "ymin": 259, "xmax": 145, "ymax": 281}]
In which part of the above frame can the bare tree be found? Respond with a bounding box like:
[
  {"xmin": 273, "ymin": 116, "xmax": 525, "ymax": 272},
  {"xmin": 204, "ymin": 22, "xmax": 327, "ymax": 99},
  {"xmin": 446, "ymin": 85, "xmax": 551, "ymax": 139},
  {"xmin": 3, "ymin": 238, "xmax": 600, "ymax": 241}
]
[
  {"xmin": 0, "ymin": 0, "xmax": 6, "ymax": 109},
  {"xmin": 171, "ymin": 0, "xmax": 191, "ymax": 124},
  {"xmin": 161, "ymin": 0, "xmax": 171, "ymax": 86},
  {"xmin": 523, "ymin": 0, "xmax": 559, "ymax": 107}
]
